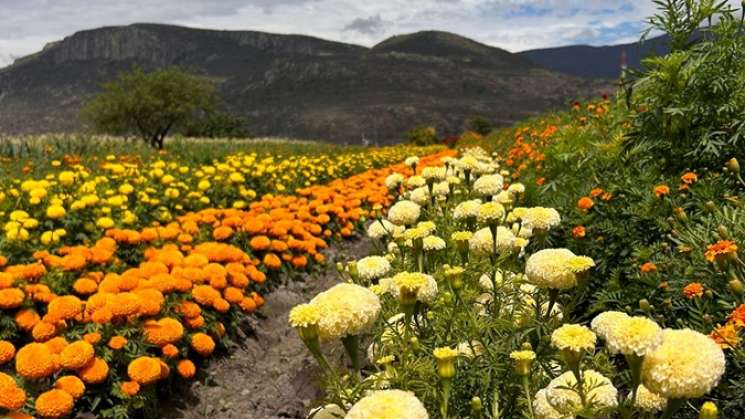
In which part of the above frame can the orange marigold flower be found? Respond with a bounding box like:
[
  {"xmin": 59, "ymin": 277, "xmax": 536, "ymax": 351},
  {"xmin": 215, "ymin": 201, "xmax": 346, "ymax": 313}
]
[
  {"xmin": 191, "ymin": 285, "xmax": 220, "ymax": 305},
  {"xmin": 45, "ymin": 336, "xmax": 69, "ymax": 354},
  {"xmin": 681, "ymin": 171, "xmax": 698, "ymax": 185},
  {"xmin": 653, "ymin": 184, "xmax": 670, "ymax": 197},
  {"xmin": 176, "ymin": 359, "xmax": 196, "ymax": 379},
  {"xmin": 239, "ymin": 296, "xmax": 257, "ymax": 313},
  {"xmin": 109, "ymin": 292, "xmax": 141, "ymax": 317},
  {"xmin": 249, "ymin": 235, "xmax": 272, "ymax": 251},
  {"xmin": 162, "ymin": 344, "xmax": 180, "ymax": 358},
  {"xmin": 212, "ymin": 225, "xmax": 234, "ymax": 241},
  {"xmin": 176, "ymin": 301, "xmax": 202, "ymax": 319},
  {"xmin": 143, "ymin": 318, "xmax": 185, "ymax": 346},
  {"xmin": 73, "ymin": 278, "xmax": 98, "ymax": 295},
  {"xmin": 213, "ymin": 298, "xmax": 230, "ymax": 313},
  {"xmin": 108, "ymin": 335, "xmax": 128, "ymax": 350},
  {"xmin": 15, "ymin": 342, "xmax": 58, "ymax": 379},
  {"xmin": 32, "ymin": 320, "xmax": 58, "ymax": 342},
  {"xmin": 704, "ymin": 240, "xmax": 738, "ymax": 263},
  {"xmin": 0, "ymin": 340, "xmax": 15, "ymax": 365},
  {"xmin": 0, "ymin": 288, "xmax": 25, "ymax": 309},
  {"xmin": 0, "ymin": 378, "xmax": 26, "ymax": 410},
  {"xmin": 121, "ymin": 380, "xmax": 141, "ymax": 397},
  {"xmin": 577, "ymin": 196, "xmax": 594, "ymax": 211},
  {"xmin": 190, "ymin": 333, "xmax": 216, "ymax": 357},
  {"xmin": 60, "ymin": 340, "xmax": 95, "ymax": 370},
  {"xmin": 35, "ymin": 388, "xmax": 74, "ymax": 418},
  {"xmin": 727, "ymin": 304, "xmax": 745, "ymax": 327},
  {"xmin": 78, "ymin": 357, "xmax": 109, "ymax": 384},
  {"xmin": 46, "ymin": 295, "xmax": 83, "ymax": 322},
  {"xmin": 709, "ymin": 323, "xmax": 741, "ymax": 349},
  {"xmin": 683, "ymin": 282, "xmax": 705, "ymax": 299},
  {"xmin": 127, "ymin": 356, "xmax": 162, "ymax": 385},
  {"xmin": 640, "ymin": 262, "xmax": 657, "ymax": 273},
  {"xmin": 55, "ymin": 375, "xmax": 86, "ymax": 399},
  {"xmin": 263, "ymin": 253, "xmax": 282, "ymax": 270},
  {"xmin": 83, "ymin": 332, "xmax": 102, "ymax": 345},
  {"xmin": 184, "ymin": 315, "xmax": 205, "ymax": 329},
  {"xmin": 14, "ymin": 308, "xmax": 40, "ymax": 331},
  {"xmin": 590, "ymin": 187, "xmax": 604, "ymax": 197},
  {"xmin": 572, "ymin": 226, "xmax": 586, "ymax": 239}
]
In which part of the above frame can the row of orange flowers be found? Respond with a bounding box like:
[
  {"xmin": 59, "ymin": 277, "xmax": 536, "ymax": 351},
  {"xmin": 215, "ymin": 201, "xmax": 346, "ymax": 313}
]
[{"xmin": 0, "ymin": 149, "xmax": 456, "ymax": 418}]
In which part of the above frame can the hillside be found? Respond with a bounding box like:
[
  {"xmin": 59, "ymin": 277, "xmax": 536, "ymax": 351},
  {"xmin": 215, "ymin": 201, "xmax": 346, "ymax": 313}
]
[
  {"xmin": 0, "ymin": 24, "xmax": 610, "ymax": 143},
  {"xmin": 518, "ymin": 33, "xmax": 672, "ymax": 79}
]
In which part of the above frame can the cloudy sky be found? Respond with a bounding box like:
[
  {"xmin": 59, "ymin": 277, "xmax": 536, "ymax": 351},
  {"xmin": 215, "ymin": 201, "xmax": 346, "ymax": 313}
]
[{"xmin": 0, "ymin": 0, "xmax": 739, "ymax": 67}]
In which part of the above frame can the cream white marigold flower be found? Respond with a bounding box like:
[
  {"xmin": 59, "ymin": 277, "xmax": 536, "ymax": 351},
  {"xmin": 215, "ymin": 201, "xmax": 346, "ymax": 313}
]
[
  {"xmin": 406, "ymin": 175, "xmax": 426, "ymax": 189},
  {"xmin": 417, "ymin": 221, "xmax": 437, "ymax": 235},
  {"xmin": 451, "ymin": 231, "xmax": 473, "ymax": 242},
  {"xmin": 289, "ymin": 303, "xmax": 321, "ymax": 328},
  {"xmin": 551, "ymin": 324, "xmax": 597, "ymax": 353},
  {"xmin": 423, "ymin": 235, "xmax": 446, "ymax": 251},
  {"xmin": 633, "ymin": 384, "xmax": 667, "ymax": 412},
  {"xmin": 356, "ymin": 256, "xmax": 392, "ymax": 281},
  {"xmin": 468, "ymin": 227, "xmax": 515, "ymax": 255},
  {"xmin": 384, "ymin": 173, "xmax": 405, "ymax": 190},
  {"xmin": 387, "ymin": 200, "xmax": 421, "ymax": 226},
  {"xmin": 473, "ymin": 174, "xmax": 504, "ymax": 195},
  {"xmin": 533, "ymin": 389, "xmax": 569, "ymax": 419},
  {"xmin": 641, "ymin": 328, "xmax": 726, "ymax": 399},
  {"xmin": 404, "ymin": 156, "xmax": 420, "ymax": 168},
  {"xmin": 521, "ymin": 207, "xmax": 561, "ymax": 231},
  {"xmin": 508, "ymin": 183, "xmax": 526, "ymax": 194},
  {"xmin": 458, "ymin": 155, "xmax": 480, "ymax": 171},
  {"xmin": 546, "ymin": 370, "xmax": 618, "ymax": 415},
  {"xmin": 432, "ymin": 181, "xmax": 450, "ymax": 197},
  {"xmin": 345, "ymin": 389, "xmax": 429, "ymax": 419},
  {"xmin": 390, "ymin": 272, "xmax": 438, "ymax": 304},
  {"xmin": 307, "ymin": 404, "xmax": 345, "ymax": 419},
  {"xmin": 590, "ymin": 311, "xmax": 630, "ymax": 340},
  {"xmin": 525, "ymin": 248, "xmax": 579, "ymax": 290},
  {"xmin": 310, "ymin": 283, "xmax": 381, "ymax": 342},
  {"xmin": 409, "ymin": 186, "xmax": 430, "ymax": 206},
  {"xmin": 457, "ymin": 340, "xmax": 484, "ymax": 359},
  {"xmin": 367, "ymin": 219, "xmax": 396, "ymax": 239},
  {"xmin": 477, "ymin": 202, "xmax": 506, "ymax": 224},
  {"xmin": 604, "ymin": 316, "xmax": 662, "ymax": 357},
  {"xmin": 422, "ymin": 166, "xmax": 446, "ymax": 180},
  {"xmin": 453, "ymin": 199, "xmax": 482, "ymax": 220}
]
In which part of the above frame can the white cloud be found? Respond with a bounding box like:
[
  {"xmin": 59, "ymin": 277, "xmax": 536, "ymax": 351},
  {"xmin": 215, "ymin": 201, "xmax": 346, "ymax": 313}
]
[{"xmin": 0, "ymin": 0, "xmax": 741, "ymax": 67}]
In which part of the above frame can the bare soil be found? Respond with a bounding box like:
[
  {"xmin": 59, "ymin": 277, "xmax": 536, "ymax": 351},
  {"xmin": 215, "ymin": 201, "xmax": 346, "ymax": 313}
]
[{"xmin": 159, "ymin": 237, "xmax": 373, "ymax": 419}]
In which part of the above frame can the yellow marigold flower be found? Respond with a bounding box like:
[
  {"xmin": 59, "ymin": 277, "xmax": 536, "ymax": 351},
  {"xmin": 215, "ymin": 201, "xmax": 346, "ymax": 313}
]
[
  {"xmin": 288, "ymin": 303, "xmax": 321, "ymax": 328},
  {"xmin": 551, "ymin": 324, "xmax": 596, "ymax": 353},
  {"xmin": 346, "ymin": 389, "xmax": 429, "ymax": 419},
  {"xmin": 35, "ymin": 389, "xmax": 74, "ymax": 418},
  {"xmin": 391, "ymin": 272, "xmax": 438, "ymax": 305},
  {"xmin": 128, "ymin": 356, "xmax": 162, "ymax": 385},
  {"xmin": 642, "ymin": 328, "xmax": 725, "ymax": 399},
  {"xmin": 58, "ymin": 171, "xmax": 75, "ymax": 186},
  {"xmin": 60, "ymin": 340, "xmax": 95, "ymax": 370},
  {"xmin": 477, "ymin": 202, "xmax": 506, "ymax": 223},
  {"xmin": 451, "ymin": 231, "xmax": 473, "ymax": 241},
  {"xmin": 46, "ymin": 205, "xmax": 66, "ymax": 219}
]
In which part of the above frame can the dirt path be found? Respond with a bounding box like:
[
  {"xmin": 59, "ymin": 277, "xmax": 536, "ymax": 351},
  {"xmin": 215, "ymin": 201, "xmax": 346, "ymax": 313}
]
[{"xmin": 160, "ymin": 237, "xmax": 373, "ymax": 419}]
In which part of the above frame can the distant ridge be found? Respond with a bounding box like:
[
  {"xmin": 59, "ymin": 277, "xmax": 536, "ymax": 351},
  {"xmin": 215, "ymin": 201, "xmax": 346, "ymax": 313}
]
[{"xmin": 0, "ymin": 24, "xmax": 612, "ymax": 143}]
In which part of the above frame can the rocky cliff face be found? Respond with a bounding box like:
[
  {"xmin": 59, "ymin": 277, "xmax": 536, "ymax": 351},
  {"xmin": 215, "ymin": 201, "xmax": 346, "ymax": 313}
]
[{"xmin": 0, "ymin": 24, "xmax": 611, "ymax": 143}]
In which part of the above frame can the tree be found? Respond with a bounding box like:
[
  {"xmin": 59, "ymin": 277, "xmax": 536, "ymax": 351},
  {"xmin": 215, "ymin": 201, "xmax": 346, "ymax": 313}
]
[
  {"xmin": 407, "ymin": 126, "xmax": 438, "ymax": 145},
  {"xmin": 466, "ymin": 116, "xmax": 492, "ymax": 136},
  {"xmin": 81, "ymin": 66, "xmax": 216, "ymax": 149}
]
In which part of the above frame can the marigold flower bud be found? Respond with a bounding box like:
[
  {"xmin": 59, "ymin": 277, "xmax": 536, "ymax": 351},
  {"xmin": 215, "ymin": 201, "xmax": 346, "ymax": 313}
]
[{"xmin": 700, "ymin": 401, "xmax": 718, "ymax": 419}]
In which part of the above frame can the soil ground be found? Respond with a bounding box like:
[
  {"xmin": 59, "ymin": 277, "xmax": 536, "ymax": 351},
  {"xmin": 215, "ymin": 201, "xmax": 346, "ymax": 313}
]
[{"xmin": 159, "ymin": 237, "xmax": 373, "ymax": 419}]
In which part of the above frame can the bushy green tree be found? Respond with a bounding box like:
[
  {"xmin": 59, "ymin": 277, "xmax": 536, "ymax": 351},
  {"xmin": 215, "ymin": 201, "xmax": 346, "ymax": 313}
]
[
  {"xmin": 81, "ymin": 67, "xmax": 216, "ymax": 149},
  {"xmin": 628, "ymin": 0, "xmax": 745, "ymax": 172},
  {"xmin": 407, "ymin": 126, "xmax": 438, "ymax": 145},
  {"xmin": 466, "ymin": 116, "xmax": 492, "ymax": 135}
]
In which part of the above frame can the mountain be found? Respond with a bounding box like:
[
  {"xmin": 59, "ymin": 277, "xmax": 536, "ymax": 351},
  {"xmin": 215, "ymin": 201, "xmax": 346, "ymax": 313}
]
[
  {"xmin": 0, "ymin": 24, "xmax": 611, "ymax": 143},
  {"xmin": 518, "ymin": 33, "xmax": 672, "ymax": 79}
]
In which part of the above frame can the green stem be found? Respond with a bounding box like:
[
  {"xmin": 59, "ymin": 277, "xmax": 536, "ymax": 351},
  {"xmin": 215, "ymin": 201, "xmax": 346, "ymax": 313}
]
[
  {"xmin": 660, "ymin": 398, "xmax": 686, "ymax": 419},
  {"xmin": 440, "ymin": 379, "xmax": 452, "ymax": 419},
  {"xmin": 522, "ymin": 375, "xmax": 535, "ymax": 419},
  {"xmin": 341, "ymin": 335, "xmax": 361, "ymax": 375}
]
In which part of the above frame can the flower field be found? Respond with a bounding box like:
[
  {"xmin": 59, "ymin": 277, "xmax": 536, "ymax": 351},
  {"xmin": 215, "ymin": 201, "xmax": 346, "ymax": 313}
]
[
  {"xmin": 0, "ymin": 138, "xmax": 451, "ymax": 418},
  {"xmin": 289, "ymin": 4, "xmax": 745, "ymax": 419}
]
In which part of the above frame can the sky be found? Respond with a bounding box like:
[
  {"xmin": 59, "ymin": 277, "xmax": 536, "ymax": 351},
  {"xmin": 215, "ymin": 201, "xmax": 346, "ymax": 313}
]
[{"xmin": 0, "ymin": 0, "xmax": 740, "ymax": 67}]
